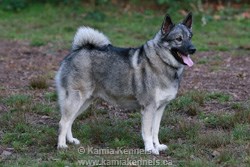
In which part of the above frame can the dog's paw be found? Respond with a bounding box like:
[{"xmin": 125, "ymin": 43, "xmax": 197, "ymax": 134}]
[
  {"xmin": 57, "ymin": 143, "xmax": 68, "ymax": 149},
  {"xmin": 145, "ymin": 147, "xmax": 159, "ymax": 155},
  {"xmin": 155, "ymin": 144, "xmax": 168, "ymax": 151},
  {"xmin": 68, "ymin": 138, "xmax": 80, "ymax": 145}
]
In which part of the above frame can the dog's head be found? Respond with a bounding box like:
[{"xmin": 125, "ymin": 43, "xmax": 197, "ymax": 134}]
[{"xmin": 160, "ymin": 12, "xmax": 196, "ymax": 67}]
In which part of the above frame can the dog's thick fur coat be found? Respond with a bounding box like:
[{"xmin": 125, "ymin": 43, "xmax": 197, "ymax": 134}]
[{"xmin": 56, "ymin": 13, "xmax": 196, "ymax": 155}]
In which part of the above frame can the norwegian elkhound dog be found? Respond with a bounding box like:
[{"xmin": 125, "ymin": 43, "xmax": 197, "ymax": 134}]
[{"xmin": 56, "ymin": 12, "xmax": 196, "ymax": 155}]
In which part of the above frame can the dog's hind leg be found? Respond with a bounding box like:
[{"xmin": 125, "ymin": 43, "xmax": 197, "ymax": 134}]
[
  {"xmin": 152, "ymin": 104, "xmax": 168, "ymax": 152},
  {"xmin": 57, "ymin": 89, "xmax": 91, "ymax": 149},
  {"xmin": 66, "ymin": 98, "xmax": 92, "ymax": 145}
]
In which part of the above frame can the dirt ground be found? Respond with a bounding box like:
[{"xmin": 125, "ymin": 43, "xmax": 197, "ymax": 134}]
[
  {"xmin": 0, "ymin": 39, "xmax": 249, "ymax": 165},
  {"xmin": 0, "ymin": 40, "xmax": 249, "ymax": 102}
]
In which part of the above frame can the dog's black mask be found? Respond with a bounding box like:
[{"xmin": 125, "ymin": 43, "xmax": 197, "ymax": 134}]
[{"xmin": 161, "ymin": 12, "xmax": 196, "ymax": 67}]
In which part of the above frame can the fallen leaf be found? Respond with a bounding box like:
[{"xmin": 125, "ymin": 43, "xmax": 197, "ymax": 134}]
[{"xmin": 212, "ymin": 150, "xmax": 220, "ymax": 158}]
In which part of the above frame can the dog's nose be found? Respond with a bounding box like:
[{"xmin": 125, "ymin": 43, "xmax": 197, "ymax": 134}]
[{"xmin": 188, "ymin": 46, "xmax": 196, "ymax": 54}]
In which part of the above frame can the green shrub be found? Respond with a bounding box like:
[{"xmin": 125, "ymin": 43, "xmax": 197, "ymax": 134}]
[
  {"xmin": 1, "ymin": 0, "xmax": 28, "ymax": 11},
  {"xmin": 29, "ymin": 76, "xmax": 48, "ymax": 89}
]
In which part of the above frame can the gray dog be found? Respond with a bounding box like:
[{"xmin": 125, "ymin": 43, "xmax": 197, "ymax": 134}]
[{"xmin": 56, "ymin": 12, "xmax": 196, "ymax": 155}]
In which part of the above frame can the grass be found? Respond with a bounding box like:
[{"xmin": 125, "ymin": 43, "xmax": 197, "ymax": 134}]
[
  {"xmin": 203, "ymin": 113, "xmax": 235, "ymax": 129},
  {"xmin": 44, "ymin": 91, "xmax": 57, "ymax": 102},
  {"xmin": 3, "ymin": 94, "xmax": 31, "ymax": 108},
  {"xmin": 197, "ymin": 131, "xmax": 231, "ymax": 148},
  {"xmin": 166, "ymin": 90, "xmax": 206, "ymax": 116},
  {"xmin": 0, "ymin": 2, "xmax": 250, "ymax": 166},
  {"xmin": 29, "ymin": 76, "xmax": 49, "ymax": 89},
  {"xmin": 1, "ymin": 90, "xmax": 249, "ymax": 166},
  {"xmin": 0, "ymin": 3, "xmax": 249, "ymax": 51},
  {"xmin": 232, "ymin": 124, "xmax": 250, "ymax": 140},
  {"xmin": 206, "ymin": 92, "xmax": 231, "ymax": 103}
]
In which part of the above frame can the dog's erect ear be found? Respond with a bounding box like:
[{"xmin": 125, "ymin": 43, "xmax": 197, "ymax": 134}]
[
  {"xmin": 161, "ymin": 14, "xmax": 174, "ymax": 35},
  {"xmin": 182, "ymin": 12, "xmax": 192, "ymax": 29}
]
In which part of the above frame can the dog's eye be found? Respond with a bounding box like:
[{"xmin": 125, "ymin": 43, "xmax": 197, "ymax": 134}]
[{"xmin": 176, "ymin": 36, "xmax": 182, "ymax": 42}]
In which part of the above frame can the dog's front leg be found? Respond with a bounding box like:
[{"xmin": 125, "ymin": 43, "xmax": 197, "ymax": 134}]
[
  {"xmin": 152, "ymin": 104, "xmax": 168, "ymax": 152},
  {"xmin": 141, "ymin": 105, "xmax": 159, "ymax": 155}
]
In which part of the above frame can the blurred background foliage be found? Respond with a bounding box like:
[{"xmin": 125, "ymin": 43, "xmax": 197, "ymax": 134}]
[
  {"xmin": 0, "ymin": 0, "xmax": 249, "ymax": 50},
  {"xmin": 0, "ymin": 0, "xmax": 249, "ymax": 23},
  {"xmin": 0, "ymin": 0, "xmax": 249, "ymax": 13},
  {"xmin": 1, "ymin": 0, "xmax": 249, "ymax": 23}
]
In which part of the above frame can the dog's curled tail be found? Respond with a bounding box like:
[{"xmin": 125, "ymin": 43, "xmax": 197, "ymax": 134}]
[{"xmin": 72, "ymin": 26, "xmax": 111, "ymax": 51}]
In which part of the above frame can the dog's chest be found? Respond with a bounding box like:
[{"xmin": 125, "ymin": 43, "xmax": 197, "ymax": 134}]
[{"xmin": 155, "ymin": 86, "xmax": 178, "ymax": 108}]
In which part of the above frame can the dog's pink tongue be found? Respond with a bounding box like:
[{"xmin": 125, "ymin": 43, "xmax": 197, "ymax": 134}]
[{"xmin": 182, "ymin": 55, "xmax": 194, "ymax": 67}]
